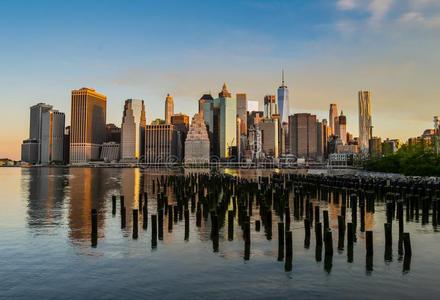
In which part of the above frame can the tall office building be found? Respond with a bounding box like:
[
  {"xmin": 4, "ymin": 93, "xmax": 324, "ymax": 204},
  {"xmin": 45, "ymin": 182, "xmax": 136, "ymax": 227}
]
[
  {"xmin": 184, "ymin": 113, "xmax": 210, "ymax": 164},
  {"xmin": 329, "ymin": 104, "xmax": 338, "ymax": 135},
  {"xmin": 41, "ymin": 110, "xmax": 65, "ymax": 164},
  {"xmin": 144, "ymin": 124, "xmax": 179, "ymax": 163},
  {"xmin": 277, "ymin": 70, "xmax": 289, "ymax": 124},
  {"xmin": 121, "ymin": 99, "xmax": 146, "ymax": 161},
  {"xmin": 203, "ymin": 83, "xmax": 237, "ymax": 158},
  {"xmin": 165, "ymin": 94, "xmax": 174, "ymax": 124},
  {"xmin": 198, "ymin": 94, "xmax": 214, "ymax": 119},
  {"xmin": 236, "ymin": 93, "xmax": 248, "ymax": 136},
  {"xmin": 316, "ymin": 121, "xmax": 324, "ymax": 162},
  {"xmin": 264, "ymin": 95, "xmax": 277, "ymax": 118},
  {"xmin": 171, "ymin": 113, "xmax": 190, "ymax": 161},
  {"xmin": 28, "ymin": 103, "xmax": 53, "ymax": 163},
  {"xmin": 289, "ymin": 113, "xmax": 317, "ymax": 160},
  {"xmin": 260, "ymin": 118, "xmax": 279, "ymax": 158},
  {"xmin": 359, "ymin": 91, "xmax": 373, "ymax": 152},
  {"xmin": 70, "ymin": 88, "xmax": 107, "ymax": 164},
  {"xmin": 338, "ymin": 111, "xmax": 347, "ymax": 145}
]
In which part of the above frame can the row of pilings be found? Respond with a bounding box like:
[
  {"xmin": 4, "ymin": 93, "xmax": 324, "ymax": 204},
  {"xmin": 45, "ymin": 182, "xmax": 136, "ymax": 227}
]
[{"xmin": 89, "ymin": 172, "xmax": 437, "ymax": 272}]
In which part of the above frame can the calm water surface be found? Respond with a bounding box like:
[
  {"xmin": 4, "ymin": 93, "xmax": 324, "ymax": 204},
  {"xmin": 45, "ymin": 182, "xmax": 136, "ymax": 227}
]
[{"xmin": 1, "ymin": 168, "xmax": 439, "ymax": 299}]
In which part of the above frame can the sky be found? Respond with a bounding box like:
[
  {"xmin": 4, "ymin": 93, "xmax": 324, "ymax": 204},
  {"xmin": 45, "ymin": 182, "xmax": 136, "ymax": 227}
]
[{"xmin": 1, "ymin": 0, "xmax": 439, "ymax": 160}]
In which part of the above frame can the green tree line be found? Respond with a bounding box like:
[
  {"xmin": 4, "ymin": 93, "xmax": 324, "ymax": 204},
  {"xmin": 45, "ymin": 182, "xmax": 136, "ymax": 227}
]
[{"xmin": 364, "ymin": 143, "xmax": 440, "ymax": 176}]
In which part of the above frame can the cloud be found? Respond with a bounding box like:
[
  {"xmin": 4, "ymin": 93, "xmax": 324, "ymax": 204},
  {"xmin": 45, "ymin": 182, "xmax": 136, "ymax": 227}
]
[
  {"xmin": 337, "ymin": 0, "xmax": 358, "ymax": 10},
  {"xmin": 368, "ymin": 0, "xmax": 394, "ymax": 25},
  {"xmin": 399, "ymin": 11, "xmax": 440, "ymax": 27}
]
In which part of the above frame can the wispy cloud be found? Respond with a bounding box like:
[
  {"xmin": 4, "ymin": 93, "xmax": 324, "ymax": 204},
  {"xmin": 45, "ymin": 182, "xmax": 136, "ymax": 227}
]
[
  {"xmin": 368, "ymin": 0, "xmax": 394, "ymax": 25},
  {"xmin": 337, "ymin": 0, "xmax": 358, "ymax": 10}
]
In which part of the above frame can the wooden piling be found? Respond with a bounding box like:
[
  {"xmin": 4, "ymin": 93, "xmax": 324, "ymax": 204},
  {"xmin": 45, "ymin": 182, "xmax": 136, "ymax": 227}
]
[
  {"xmin": 151, "ymin": 215, "xmax": 157, "ymax": 248},
  {"xmin": 91, "ymin": 209, "xmax": 98, "ymax": 247},
  {"xmin": 132, "ymin": 209, "xmax": 139, "ymax": 239}
]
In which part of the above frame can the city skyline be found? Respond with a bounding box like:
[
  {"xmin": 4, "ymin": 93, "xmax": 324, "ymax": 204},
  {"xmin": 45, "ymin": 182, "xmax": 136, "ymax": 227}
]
[{"xmin": 1, "ymin": 0, "xmax": 440, "ymax": 159}]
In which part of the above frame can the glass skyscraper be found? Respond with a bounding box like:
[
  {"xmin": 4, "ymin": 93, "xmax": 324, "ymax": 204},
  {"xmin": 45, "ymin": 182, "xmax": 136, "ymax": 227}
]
[{"xmin": 277, "ymin": 70, "xmax": 289, "ymax": 124}]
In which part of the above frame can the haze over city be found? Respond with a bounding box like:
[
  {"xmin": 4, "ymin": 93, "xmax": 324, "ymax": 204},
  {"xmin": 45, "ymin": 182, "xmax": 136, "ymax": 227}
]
[{"xmin": 1, "ymin": 0, "xmax": 440, "ymax": 160}]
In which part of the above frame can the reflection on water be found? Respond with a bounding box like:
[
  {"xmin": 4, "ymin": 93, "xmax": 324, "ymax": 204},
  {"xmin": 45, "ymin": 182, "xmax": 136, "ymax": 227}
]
[{"xmin": 0, "ymin": 167, "xmax": 439, "ymax": 299}]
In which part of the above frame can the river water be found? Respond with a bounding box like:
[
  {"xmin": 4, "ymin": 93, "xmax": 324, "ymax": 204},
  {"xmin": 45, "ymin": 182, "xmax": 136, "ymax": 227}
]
[{"xmin": 1, "ymin": 167, "xmax": 439, "ymax": 299}]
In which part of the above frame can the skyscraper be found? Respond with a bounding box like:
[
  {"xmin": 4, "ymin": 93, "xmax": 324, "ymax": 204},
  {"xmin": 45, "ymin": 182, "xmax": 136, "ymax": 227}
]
[
  {"xmin": 329, "ymin": 104, "xmax": 338, "ymax": 135},
  {"xmin": 260, "ymin": 118, "xmax": 279, "ymax": 158},
  {"xmin": 121, "ymin": 99, "xmax": 146, "ymax": 161},
  {"xmin": 264, "ymin": 95, "xmax": 277, "ymax": 118},
  {"xmin": 165, "ymin": 94, "xmax": 174, "ymax": 124},
  {"xmin": 70, "ymin": 88, "xmax": 107, "ymax": 164},
  {"xmin": 144, "ymin": 124, "xmax": 179, "ymax": 163},
  {"xmin": 359, "ymin": 91, "xmax": 373, "ymax": 152},
  {"xmin": 204, "ymin": 83, "xmax": 237, "ymax": 158},
  {"xmin": 289, "ymin": 113, "xmax": 317, "ymax": 160},
  {"xmin": 171, "ymin": 113, "xmax": 190, "ymax": 161},
  {"xmin": 277, "ymin": 70, "xmax": 289, "ymax": 124},
  {"xmin": 236, "ymin": 93, "xmax": 248, "ymax": 136},
  {"xmin": 29, "ymin": 103, "xmax": 53, "ymax": 163},
  {"xmin": 198, "ymin": 94, "xmax": 214, "ymax": 119},
  {"xmin": 338, "ymin": 111, "xmax": 347, "ymax": 145},
  {"xmin": 41, "ymin": 110, "xmax": 65, "ymax": 164},
  {"xmin": 184, "ymin": 113, "xmax": 210, "ymax": 164}
]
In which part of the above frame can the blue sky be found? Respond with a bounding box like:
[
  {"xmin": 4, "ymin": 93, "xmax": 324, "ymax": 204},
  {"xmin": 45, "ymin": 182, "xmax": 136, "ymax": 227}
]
[{"xmin": 1, "ymin": 0, "xmax": 440, "ymax": 159}]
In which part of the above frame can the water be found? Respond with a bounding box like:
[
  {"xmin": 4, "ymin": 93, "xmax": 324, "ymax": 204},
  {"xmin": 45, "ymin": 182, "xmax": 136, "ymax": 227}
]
[{"xmin": 1, "ymin": 167, "xmax": 440, "ymax": 299}]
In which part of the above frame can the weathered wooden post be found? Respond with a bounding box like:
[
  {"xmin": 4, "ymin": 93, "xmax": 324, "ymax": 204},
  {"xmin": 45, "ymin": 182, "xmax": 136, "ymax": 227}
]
[
  {"xmin": 228, "ymin": 210, "xmax": 234, "ymax": 241},
  {"xmin": 285, "ymin": 231, "xmax": 293, "ymax": 271},
  {"xmin": 132, "ymin": 209, "xmax": 139, "ymax": 239},
  {"xmin": 158, "ymin": 209, "xmax": 164, "ymax": 240},
  {"xmin": 121, "ymin": 206, "xmax": 126, "ymax": 229},
  {"xmin": 151, "ymin": 214, "xmax": 157, "ymax": 248},
  {"xmin": 184, "ymin": 209, "xmax": 189, "ymax": 241},
  {"xmin": 347, "ymin": 222, "xmax": 354, "ymax": 263},
  {"xmin": 337, "ymin": 215, "xmax": 345, "ymax": 251},
  {"xmin": 304, "ymin": 218, "xmax": 311, "ymax": 249},
  {"xmin": 278, "ymin": 222, "xmax": 285, "ymax": 261},
  {"xmin": 91, "ymin": 209, "xmax": 98, "ymax": 247},
  {"xmin": 112, "ymin": 195, "xmax": 116, "ymax": 215}
]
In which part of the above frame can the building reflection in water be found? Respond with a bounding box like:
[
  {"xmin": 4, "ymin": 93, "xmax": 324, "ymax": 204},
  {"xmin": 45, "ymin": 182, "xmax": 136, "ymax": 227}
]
[
  {"xmin": 68, "ymin": 168, "xmax": 115, "ymax": 246},
  {"xmin": 26, "ymin": 168, "xmax": 68, "ymax": 232}
]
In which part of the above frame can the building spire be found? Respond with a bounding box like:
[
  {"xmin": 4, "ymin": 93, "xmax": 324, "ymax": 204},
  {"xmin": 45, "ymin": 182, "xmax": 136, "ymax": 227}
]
[{"xmin": 282, "ymin": 69, "xmax": 284, "ymax": 86}]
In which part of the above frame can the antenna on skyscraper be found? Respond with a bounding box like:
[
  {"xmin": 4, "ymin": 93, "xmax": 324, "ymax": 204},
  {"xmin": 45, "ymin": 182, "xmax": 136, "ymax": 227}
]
[{"xmin": 282, "ymin": 69, "xmax": 285, "ymax": 86}]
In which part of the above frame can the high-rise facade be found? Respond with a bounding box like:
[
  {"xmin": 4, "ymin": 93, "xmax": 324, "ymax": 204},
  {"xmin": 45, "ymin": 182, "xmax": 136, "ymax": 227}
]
[
  {"xmin": 41, "ymin": 110, "xmax": 65, "ymax": 164},
  {"xmin": 236, "ymin": 93, "xmax": 248, "ymax": 136},
  {"xmin": 277, "ymin": 70, "xmax": 289, "ymax": 124},
  {"xmin": 144, "ymin": 124, "xmax": 179, "ymax": 163},
  {"xmin": 70, "ymin": 88, "xmax": 107, "ymax": 164},
  {"xmin": 329, "ymin": 104, "xmax": 338, "ymax": 135},
  {"xmin": 359, "ymin": 91, "xmax": 373, "ymax": 152},
  {"xmin": 184, "ymin": 113, "xmax": 210, "ymax": 164},
  {"xmin": 121, "ymin": 99, "xmax": 146, "ymax": 161},
  {"xmin": 289, "ymin": 113, "xmax": 317, "ymax": 160},
  {"xmin": 165, "ymin": 94, "xmax": 174, "ymax": 124},
  {"xmin": 264, "ymin": 95, "xmax": 277, "ymax": 118},
  {"xmin": 29, "ymin": 103, "xmax": 53, "ymax": 163},
  {"xmin": 338, "ymin": 111, "xmax": 347, "ymax": 145},
  {"xmin": 203, "ymin": 84, "xmax": 237, "ymax": 158},
  {"xmin": 260, "ymin": 118, "xmax": 279, "ymax": 158},
  {"xmin": 198, "ymin": 94, "xmax": 214, "ymax": 119}
]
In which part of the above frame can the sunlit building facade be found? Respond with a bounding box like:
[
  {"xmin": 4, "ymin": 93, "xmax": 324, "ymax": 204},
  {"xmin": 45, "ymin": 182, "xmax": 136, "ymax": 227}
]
[
  {"xmin": 289, "ymin": 113, "xmax": 317, "ymax": 160},
  {"xmin": 165, "ymin": 94, "xmax": 174, "ymax": 124},
  {"xmin": 121, "ymin": 99, "xmax": 146, "ymax": 161},
  {"xmin": 70, "ymin": 88, "xmax": 107, "ymax": 164},
  {"xmin": 277, "ymin": 71, "xmax": 289, "ymax": 124},
  {"xmin": 203, "ymin": 84, "xmax": 237, "ymax": 159},
  {"xmin": 144, "ymin": 124, "xmax": 179, "ymax": 163},
  {"xmin": 184, "ymin": 113, "xmax": 210, "ymax": 164},
  {"xmin": 41, "ymin": 110, "xmax": 65, "ymax": 164},
  {"xmin": 359, "ymin": 91, "xmax": 373, "ymax": 153},
  {"xmin": 329, "ymin": 103, "xmax": 338, "ymax": 135}
]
